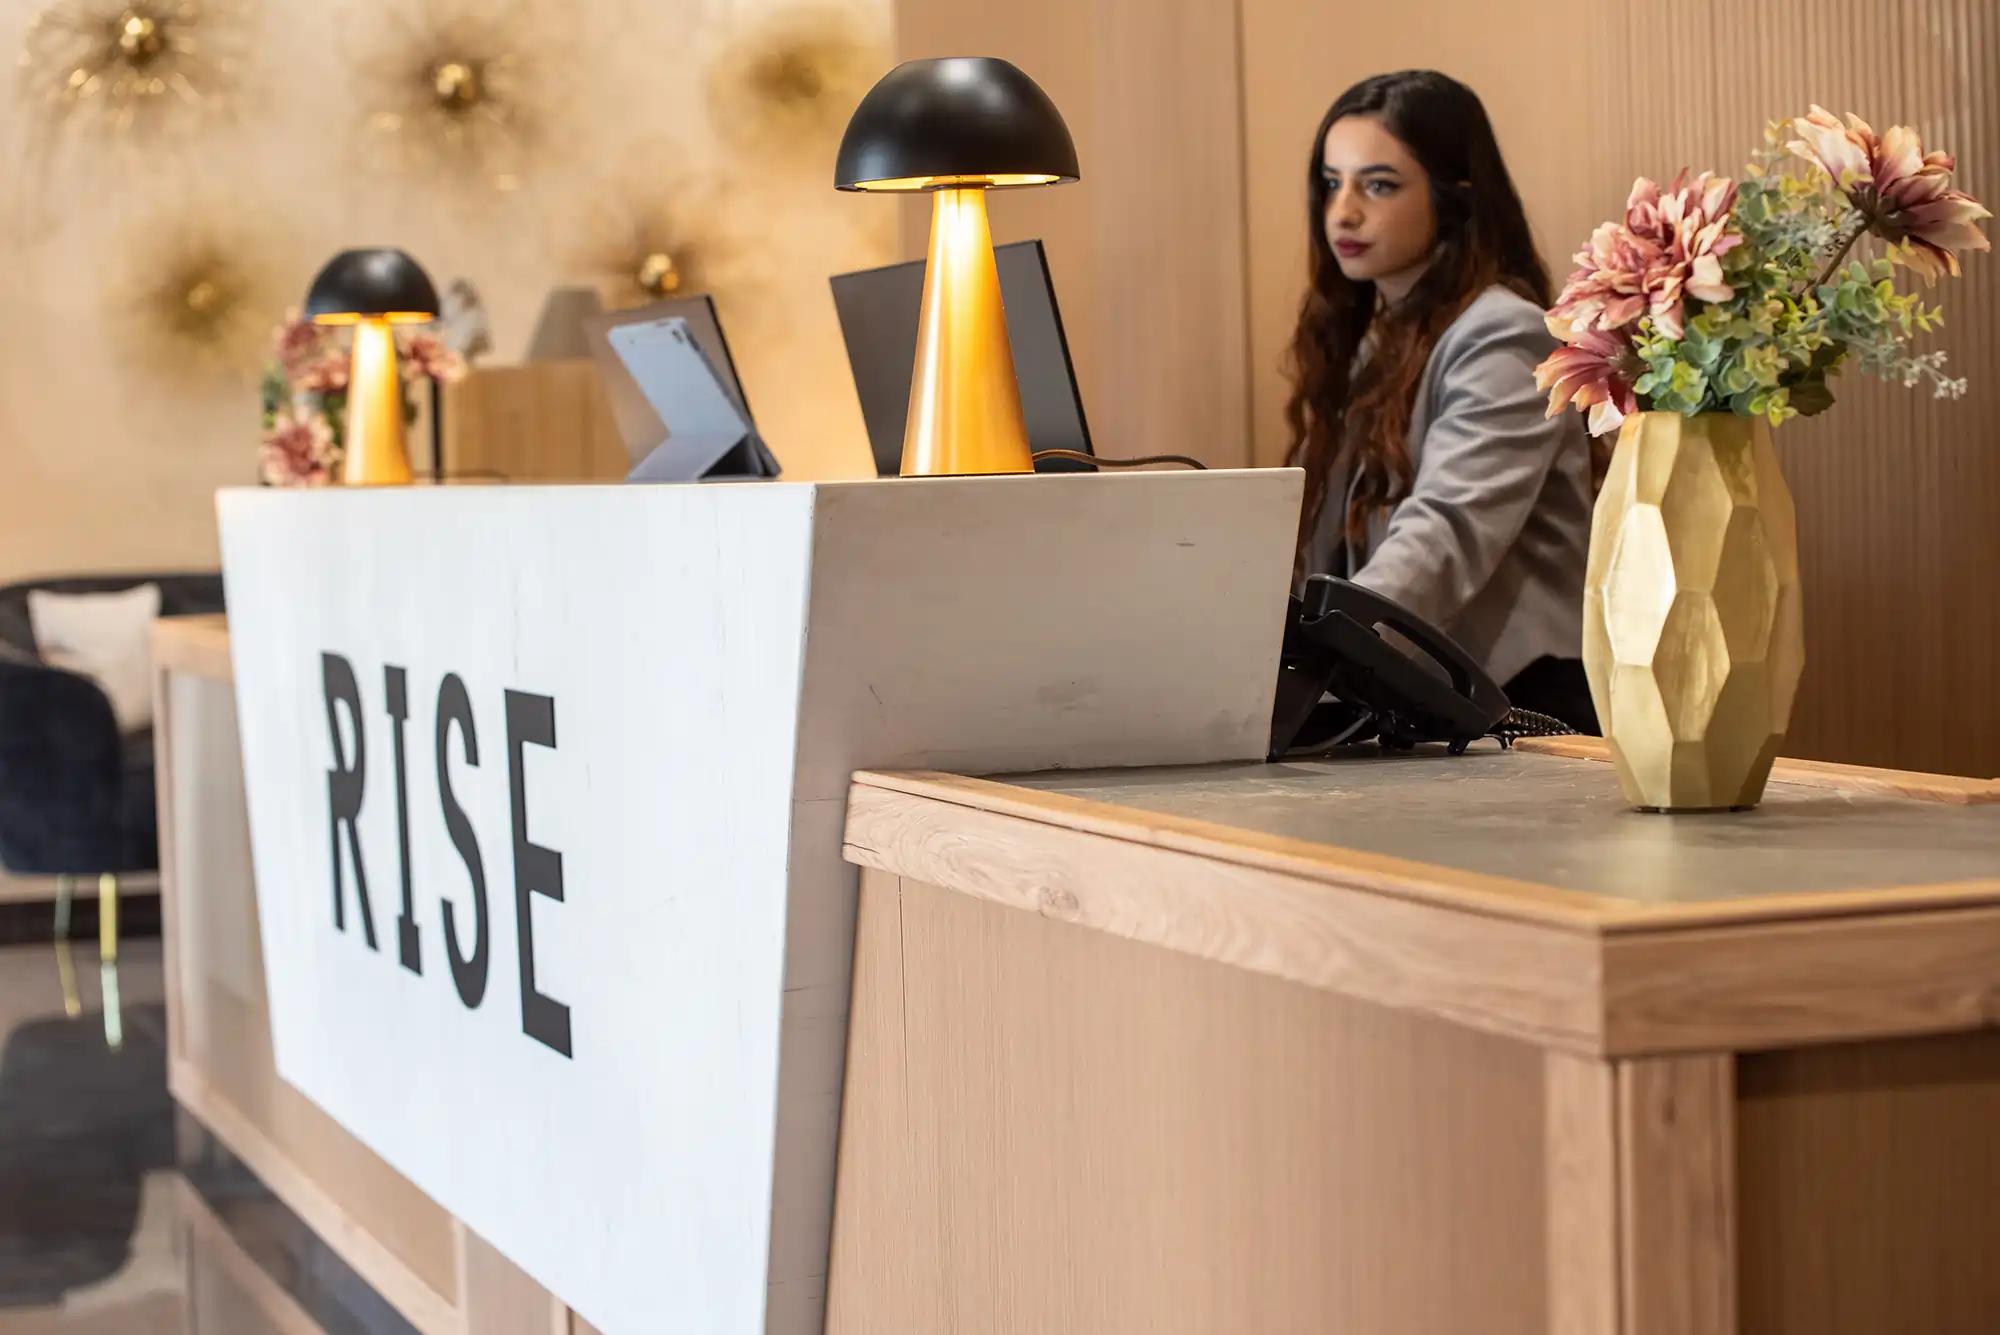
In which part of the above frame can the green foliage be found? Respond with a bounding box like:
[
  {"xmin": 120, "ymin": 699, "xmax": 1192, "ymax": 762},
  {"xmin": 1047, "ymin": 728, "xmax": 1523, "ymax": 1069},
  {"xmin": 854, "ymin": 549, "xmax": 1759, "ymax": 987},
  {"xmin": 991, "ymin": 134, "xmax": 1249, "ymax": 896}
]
[
  {"xmin": 257, "ymin": 364, "xmax": 288, "ymax": 427},
  {"xmin": 1625, "ymin": 148, "xmax": 1965, "ymax": 424}
]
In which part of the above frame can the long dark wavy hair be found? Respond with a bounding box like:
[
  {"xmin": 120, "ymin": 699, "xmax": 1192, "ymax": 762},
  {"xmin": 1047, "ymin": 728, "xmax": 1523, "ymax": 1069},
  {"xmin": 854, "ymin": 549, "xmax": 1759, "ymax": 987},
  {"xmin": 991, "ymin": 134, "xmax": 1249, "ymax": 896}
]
[{"xmin": 1286, "ymin": 70, "xmax": 1551, "ymax": 559}]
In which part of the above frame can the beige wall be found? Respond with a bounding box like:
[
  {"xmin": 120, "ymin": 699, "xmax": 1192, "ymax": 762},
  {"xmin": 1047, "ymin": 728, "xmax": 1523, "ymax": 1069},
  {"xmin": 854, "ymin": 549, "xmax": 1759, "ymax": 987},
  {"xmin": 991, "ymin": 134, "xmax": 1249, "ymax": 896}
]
[
  {"xmin": 898, "ymin": 0, "xmax": 2000, "ymax": 776},
  {"xmin": 0, "ymin": 0, "xmax": 894, "ymax": 585}
]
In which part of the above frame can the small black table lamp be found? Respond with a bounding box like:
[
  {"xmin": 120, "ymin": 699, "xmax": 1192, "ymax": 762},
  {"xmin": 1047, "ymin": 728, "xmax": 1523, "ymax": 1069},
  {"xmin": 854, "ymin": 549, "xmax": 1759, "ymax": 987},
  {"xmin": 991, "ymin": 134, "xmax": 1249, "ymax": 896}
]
[
  {"xmin": 304, "ymin": 248, "xmax": 441, "ymax": 486},
  {"xmin": 836, "ymin": 58, "xmax": 1078, "ymax": 476}
]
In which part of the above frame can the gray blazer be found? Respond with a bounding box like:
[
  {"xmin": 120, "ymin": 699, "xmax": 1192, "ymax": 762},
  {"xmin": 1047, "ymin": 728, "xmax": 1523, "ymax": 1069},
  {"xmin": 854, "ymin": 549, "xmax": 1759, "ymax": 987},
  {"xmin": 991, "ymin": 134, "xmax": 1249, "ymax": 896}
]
[{"xmin": 1302, "ymin": 286, "xmax": 1593, "ymax": 687}]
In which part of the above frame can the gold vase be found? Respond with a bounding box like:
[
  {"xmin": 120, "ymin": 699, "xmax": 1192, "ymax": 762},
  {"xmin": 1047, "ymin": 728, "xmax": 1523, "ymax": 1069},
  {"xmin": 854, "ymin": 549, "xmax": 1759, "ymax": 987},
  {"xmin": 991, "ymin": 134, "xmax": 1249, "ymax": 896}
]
[{"xmin": 1583, "ymin": 412, "xmax": 1805, "ymax": 812}]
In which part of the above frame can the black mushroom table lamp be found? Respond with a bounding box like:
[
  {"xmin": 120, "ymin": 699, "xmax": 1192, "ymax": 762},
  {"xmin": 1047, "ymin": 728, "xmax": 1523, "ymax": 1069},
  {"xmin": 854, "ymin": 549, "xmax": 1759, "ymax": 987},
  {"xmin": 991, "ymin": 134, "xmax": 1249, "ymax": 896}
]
[
  {"xmin": 304, "ymin": 247, "xmax": 442, "ymax": 486},
  {"xmin": 835, "ymin": 57, "xmax": 1079, "ymax": 476}
]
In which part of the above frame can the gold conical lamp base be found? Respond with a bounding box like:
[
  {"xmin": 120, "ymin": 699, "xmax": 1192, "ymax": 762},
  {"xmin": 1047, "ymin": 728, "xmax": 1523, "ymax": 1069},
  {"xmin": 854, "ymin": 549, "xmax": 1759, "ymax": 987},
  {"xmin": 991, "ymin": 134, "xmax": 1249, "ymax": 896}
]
[
  {"xmin": 342, "ymin": 317, "xmax": 415, "ymax": 487},
  {"xmin": 901, "ymin": 187, "xmax": 1034, "ymax": 477}
]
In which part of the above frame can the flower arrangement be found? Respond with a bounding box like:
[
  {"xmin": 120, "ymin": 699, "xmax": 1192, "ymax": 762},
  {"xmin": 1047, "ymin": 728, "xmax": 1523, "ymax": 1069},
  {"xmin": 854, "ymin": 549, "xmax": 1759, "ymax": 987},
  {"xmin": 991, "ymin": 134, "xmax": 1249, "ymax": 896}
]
[
  {"xmin": 1536, "ymin": 106, "xmax": 1990, "ymax": 437},
  {"xmin": 258, "ymin": 311, "xmax": 466, "ymax": 486}
]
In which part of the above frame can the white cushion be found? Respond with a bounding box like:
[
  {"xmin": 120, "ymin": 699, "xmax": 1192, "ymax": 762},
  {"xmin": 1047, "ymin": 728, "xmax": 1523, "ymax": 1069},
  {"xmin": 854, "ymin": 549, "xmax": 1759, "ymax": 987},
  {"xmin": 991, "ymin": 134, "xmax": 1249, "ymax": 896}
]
[{"xmin": 28, "ymin": 583, "xmax": 163, "ymax": 734}]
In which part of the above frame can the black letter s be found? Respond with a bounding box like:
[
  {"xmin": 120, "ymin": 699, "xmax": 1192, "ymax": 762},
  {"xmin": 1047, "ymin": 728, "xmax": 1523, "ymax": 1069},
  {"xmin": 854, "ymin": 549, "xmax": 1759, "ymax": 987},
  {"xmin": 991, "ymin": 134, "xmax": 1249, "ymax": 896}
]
[{"xmin": 436, "ymin": 674, "xmax": 490, "ymax": 1008}]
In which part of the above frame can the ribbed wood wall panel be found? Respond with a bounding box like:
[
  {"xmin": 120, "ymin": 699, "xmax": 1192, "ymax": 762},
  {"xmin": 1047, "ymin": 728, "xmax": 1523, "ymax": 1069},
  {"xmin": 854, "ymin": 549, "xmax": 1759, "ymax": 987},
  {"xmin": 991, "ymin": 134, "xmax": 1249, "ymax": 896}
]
[{"xmin": 896, "ymin": 0, "xmax": 1997, "ymax": 775}]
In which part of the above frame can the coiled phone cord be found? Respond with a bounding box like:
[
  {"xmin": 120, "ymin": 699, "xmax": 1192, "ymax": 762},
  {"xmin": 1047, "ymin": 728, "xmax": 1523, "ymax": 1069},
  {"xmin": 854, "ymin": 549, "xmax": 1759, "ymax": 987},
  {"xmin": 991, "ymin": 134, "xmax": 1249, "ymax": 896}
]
[{"xmin": 1490, "ymin": 707, "xmax": 1582, "ymax": 747}]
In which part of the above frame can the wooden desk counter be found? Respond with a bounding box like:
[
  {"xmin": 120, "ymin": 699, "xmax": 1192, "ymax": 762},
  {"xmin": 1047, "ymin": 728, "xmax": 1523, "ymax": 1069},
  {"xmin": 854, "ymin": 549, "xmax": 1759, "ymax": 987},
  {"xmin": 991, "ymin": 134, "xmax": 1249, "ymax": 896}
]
[{"xmin": 831, "ymin": 747, "xmax": 2000, "ymax": 1335}]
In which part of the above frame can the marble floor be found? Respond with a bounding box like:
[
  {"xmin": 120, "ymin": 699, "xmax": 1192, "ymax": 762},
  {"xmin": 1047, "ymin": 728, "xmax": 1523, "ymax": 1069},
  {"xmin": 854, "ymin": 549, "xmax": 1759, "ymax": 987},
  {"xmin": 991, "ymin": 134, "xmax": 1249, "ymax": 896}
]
[{"xmin": 0, "ymin": 939, "xmax": 413, "ymax": 1335}]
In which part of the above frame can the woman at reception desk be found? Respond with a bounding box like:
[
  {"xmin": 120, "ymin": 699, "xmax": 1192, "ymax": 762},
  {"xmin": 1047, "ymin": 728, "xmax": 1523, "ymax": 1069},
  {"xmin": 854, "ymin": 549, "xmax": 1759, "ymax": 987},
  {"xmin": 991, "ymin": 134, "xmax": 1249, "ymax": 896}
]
[{"xmin": 1286, "ymin": 70, "xmax": 1598, "ymax": 732}]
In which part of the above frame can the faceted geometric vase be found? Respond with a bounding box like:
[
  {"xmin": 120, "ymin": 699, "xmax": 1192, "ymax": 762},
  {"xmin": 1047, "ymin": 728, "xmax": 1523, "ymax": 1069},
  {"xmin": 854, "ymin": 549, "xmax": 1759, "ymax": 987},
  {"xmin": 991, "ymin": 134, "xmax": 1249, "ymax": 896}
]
[{"xmin": 1583, "ymin": 412, "xmax": 1805, "ymax": 812}]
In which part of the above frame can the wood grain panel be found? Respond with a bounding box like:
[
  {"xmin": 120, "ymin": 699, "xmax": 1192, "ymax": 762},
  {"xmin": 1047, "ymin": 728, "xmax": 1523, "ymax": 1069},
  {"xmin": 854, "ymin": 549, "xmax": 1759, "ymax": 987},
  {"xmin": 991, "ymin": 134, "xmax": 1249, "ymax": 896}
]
[
  {"xmin": 440, "ymin": 361, "xmax": 628, "ymax": 483},
  {"xmin": 1600, "ymin": 904, "xmax": 2000, "ymax": 1055},
  {"xmin": 826, "ymin": 872, "xmax": 1552, "ymax": 1334},
  {"xmin": 893, "ymin": 0, "xmax": 1254, "ymax": 467},
  {"xmin": 1738, "ymin": 1030, "xmax": 2000, "ymax": 1335},
  {"xmin": 1545, "ymin": 1054, "xmax": 1622, "ymax": 1335},
  {"xmin": 458, "ymin": 1230, "xmax": 568, "ymax": 1335},
  {"xmin": 851, "ymin": 769, "xmax": 2000, "ymax": 1053},
  {"xmin": 843, "ymin": 781, "xmax": 1609, "ymax": 1052},
  {"xmin": 851, "ymin": 768, "xmax": 1612, "ymax": 922},
  {"xmin": 852, "ymin": 766, "xmax": 2000, "ymax": 935},
  {"xmin": 153, "ymin": 613, "xmax": 233, "ymax": 683},
  {"xmin": 1618, "ymin": 1057, "xmax": 1736, "ymax": 1335},
  {"xmin": 154, "ymin": 666, "xmax": 190, "ymax": 1066},
  {"xmin": 823, "ymin": 873, "xmax": 947, "ymax": 1335},
  {"xmin": 1236, "ymin": 0, "xmax": 2000, "ymax": 777}
]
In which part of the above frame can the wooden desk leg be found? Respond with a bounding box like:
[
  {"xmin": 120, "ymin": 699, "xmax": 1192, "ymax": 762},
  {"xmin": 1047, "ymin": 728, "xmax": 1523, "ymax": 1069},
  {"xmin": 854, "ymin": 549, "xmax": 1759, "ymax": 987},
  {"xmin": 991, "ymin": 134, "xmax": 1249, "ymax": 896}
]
[
  {"xmin": 1548, "ymin": 1054, "xmax": 1621, "ymax": 1335},
  {"xmin": 457, "ymin": 1225, "xmax": 569, "ymax": 1335},
  {"xmin": 1545, "ymin": 1052, "xmax": 1737, "ymax": 1335}
]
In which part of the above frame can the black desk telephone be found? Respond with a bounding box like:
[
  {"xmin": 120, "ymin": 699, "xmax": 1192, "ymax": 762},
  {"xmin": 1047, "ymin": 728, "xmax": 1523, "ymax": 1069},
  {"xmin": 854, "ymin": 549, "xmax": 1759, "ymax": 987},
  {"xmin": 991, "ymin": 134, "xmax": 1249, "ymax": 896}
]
[{"xmin": 1268, "ymin": 576, "xmax": 1565, "ymax": 760}]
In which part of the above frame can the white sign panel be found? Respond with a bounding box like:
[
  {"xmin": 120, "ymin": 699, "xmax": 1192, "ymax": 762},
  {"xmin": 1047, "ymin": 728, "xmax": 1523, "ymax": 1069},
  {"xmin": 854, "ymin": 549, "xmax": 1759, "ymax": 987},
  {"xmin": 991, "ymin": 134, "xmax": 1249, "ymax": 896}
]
[{"xmin": 218, "ymin": 472, "xmax": 1300, "ymax": 1334}]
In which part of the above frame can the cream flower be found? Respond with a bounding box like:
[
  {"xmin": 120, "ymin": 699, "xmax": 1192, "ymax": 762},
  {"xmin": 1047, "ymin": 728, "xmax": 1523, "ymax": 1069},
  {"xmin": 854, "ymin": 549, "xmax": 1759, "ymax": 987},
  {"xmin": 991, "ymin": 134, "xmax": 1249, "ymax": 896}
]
[{"xmin": 1787, "ymin": 105, "xmax": 1991, "ymax": 281}]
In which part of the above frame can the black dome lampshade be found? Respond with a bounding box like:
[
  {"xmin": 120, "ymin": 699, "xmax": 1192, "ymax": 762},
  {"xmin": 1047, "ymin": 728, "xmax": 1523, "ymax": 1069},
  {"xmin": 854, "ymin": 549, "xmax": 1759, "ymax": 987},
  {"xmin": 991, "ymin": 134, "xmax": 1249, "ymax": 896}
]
[
  {"xmin": 836, "ymin": 58, "xmax": 1078, "ymax": 478},
  {"xmin": 835, "ymin": 57, "xmax": 1079, "ymax": 192},
  {"xmin": 304, "ymin": 248, "xmax": 441, "ymax": 326}
]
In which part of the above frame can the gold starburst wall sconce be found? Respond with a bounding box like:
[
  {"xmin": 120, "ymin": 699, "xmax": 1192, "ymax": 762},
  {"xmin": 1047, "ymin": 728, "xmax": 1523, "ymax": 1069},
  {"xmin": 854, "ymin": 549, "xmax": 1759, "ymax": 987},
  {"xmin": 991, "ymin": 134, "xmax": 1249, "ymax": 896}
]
[
  {"xmin": 570, "ymin": 164, "xmax": 734, "ymax": 310},
  {"xmin": 707, "ymin": 7, "xmax": 889, "ymax": 170},
  {"xmin": 18, "ymin": 0, "xmax": 249, "ymax": 137},
  {"xmin": 112, "ymin": 210, "xmax": 285, "ymax": 378},
  {"xmin": 351, "ymin": 0, "xmax": 556, "ymax": 192}
]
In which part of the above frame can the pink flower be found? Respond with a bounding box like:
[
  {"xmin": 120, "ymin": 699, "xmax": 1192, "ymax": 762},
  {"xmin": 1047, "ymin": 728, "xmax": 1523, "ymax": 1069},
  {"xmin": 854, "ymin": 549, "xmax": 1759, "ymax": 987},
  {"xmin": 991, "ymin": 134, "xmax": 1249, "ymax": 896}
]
[
  {"xmin": 1535, "ymin": 328, "xmax": 1641, "ymax": 437},
  {"xmin": 399, "ymin": 332, "xmax": 466, "ymax": 385},
  {"xmin": 1787, "ymin": 106, "xmax": 1991, "ymax": 282},
  {"xmin": 272, "ymin": 309, "xmax": 329, "ymax": 376},
  {"xmin": 297, "ymin": 351, "xmax": 350, "ymax": 394},
  {"xmin": 260, "ymin": 411, "xmax": 339, "ymax": 488},
  {"xmin": 1548, "ymin": 172, "xmax": 1742, "ymax": 340}
]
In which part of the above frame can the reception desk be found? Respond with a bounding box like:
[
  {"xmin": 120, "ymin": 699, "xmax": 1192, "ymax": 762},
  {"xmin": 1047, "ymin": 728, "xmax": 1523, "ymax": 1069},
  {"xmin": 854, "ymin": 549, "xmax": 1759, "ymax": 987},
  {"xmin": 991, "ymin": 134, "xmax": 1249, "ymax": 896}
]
[
  {"xmin": 162, "ymin": 611, "xmax": 2000, "ymax": 1334},
  {"xmin": 157, "ymin": 477, "xmax": 1999, "ymax": 1334},
  {"xmin": 830, "ymin": 749, "xmax": 2000, "ymax": 1335}
]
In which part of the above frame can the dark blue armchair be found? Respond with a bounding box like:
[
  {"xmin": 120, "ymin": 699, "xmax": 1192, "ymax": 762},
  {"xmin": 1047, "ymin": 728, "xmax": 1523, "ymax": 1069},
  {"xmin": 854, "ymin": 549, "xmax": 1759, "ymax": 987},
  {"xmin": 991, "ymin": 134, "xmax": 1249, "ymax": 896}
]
[{"xmin": 0, "ymin": 573, "xmax": 226, "ymax": 1043}]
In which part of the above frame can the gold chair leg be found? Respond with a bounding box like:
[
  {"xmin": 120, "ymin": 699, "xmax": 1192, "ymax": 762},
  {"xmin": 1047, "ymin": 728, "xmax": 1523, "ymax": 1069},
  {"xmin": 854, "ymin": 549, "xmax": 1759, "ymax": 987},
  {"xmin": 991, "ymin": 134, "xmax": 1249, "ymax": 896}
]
[
  {"xmin": 53, "ymin": 874, "xmax": 81, "ymax": 1018},
  {"xmin": 99, "ymin": 872, "xmax": 121, "ymax": 1050}
]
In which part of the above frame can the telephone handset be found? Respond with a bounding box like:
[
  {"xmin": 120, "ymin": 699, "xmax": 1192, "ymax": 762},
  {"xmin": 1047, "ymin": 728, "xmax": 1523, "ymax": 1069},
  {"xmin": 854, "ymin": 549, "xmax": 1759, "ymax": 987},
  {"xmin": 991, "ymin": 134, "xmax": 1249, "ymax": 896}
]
[{"xmin": 1268, "ymin": 575, "xmax": 1514, "ymax": 760}]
